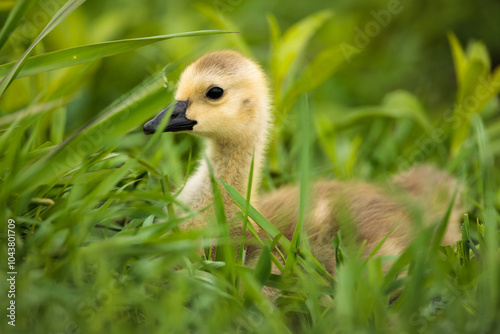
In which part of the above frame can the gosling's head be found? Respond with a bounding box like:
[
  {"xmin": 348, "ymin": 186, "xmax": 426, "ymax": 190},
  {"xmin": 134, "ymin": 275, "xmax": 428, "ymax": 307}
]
[{"xmin": 144, "ymin": 50, "xmax": 271, "ymax": 142}]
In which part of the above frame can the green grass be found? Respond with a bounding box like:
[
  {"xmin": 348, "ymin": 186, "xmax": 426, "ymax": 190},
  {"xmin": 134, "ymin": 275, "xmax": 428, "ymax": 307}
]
[{"xmin": 1, "ymin": 1, "xmax": 500, "ymax": 333}]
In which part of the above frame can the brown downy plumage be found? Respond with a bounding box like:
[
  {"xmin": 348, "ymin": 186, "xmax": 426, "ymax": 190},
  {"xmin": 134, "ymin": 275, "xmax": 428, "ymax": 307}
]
[
  {"xmin": 143, "ymin": 50, "xmax": 463, "ymax": 273},
  {"xmin": 259, "ymin": 166, "xmax": 463, "ymax": 273}
]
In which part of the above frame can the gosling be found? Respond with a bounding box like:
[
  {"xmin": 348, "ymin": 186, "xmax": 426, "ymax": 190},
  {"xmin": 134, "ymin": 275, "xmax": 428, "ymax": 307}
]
[{"xmin": 143, "ymin": 50, "xmax": 463, "ymax": 272}]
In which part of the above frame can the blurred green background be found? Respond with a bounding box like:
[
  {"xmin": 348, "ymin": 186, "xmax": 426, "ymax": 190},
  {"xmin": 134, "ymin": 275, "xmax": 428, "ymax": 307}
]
[
  {"xmin": 4, "ymin": 0, "xmax": 500, "ymax": 111},
  {"xmin": 1, "ymin": 0, "xmax": 499, "ymax": 333},
  {"xmin": 2, "ymin": 0, "xmax": 500, "ymax": 181}
]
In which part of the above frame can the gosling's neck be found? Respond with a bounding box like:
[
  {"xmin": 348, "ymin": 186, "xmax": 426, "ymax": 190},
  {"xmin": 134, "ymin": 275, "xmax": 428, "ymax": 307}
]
[
  {"xmin": 206, "ymin": 135, "xmax": 265, "ymax": 201},
  {"xmin": 177, "ymin": 130, "xmax": 268, "ymax": 223}
]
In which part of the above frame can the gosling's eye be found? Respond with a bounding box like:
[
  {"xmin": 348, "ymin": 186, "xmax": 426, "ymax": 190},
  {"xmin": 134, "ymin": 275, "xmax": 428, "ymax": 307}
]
[{"xmin": 206, "ymin": 87, "xmax": 224, "ymax": 100}]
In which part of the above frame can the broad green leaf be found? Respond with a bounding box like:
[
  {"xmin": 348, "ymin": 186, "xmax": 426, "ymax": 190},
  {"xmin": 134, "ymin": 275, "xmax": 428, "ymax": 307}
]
[
  {"xmin": 284, "ymin": 45, "xmax": 345, "ymax": 111},
  {"xmin": 449, "ymin": 35, "xmax": 500, "ymax": 156},
  {"xmin": 0, "ymin": 0, "xmax": 87, "ymax": 97},
  {"xmin": 271, "ymin": 9, "xmax": 333, "ymax": 100},
  {"xmin": 456, "ymin": 59, "xmax": 488, "ymax": 107},
  {"xmin": 466, "ymin": 40, "xmax": 491, "ymax": 73},
  {"xmin": 477, "ymin": 66, "xmax": 500, "ymax": 114},
  {"xmin": 447, "ymin": 33, "xmax": 467, "ymax": 85},
  {"xmin": 143, "ymin": 215, "xmax": 155, "ymax": 227},
  {"xmin": 382, "ymin": 90, "xmax": 432, "ymax": 132},
  {"xmin": 297, "ymin": 45, "xmax": 344, "ymax": 93},
  {"xmin": 194, "ymin": 3, "xmax": 251, "ymax": 55},
  {"xmin": 0, "ymin": 0, "xmax": 37, "ymax": 50},
  {"xmin": 266, "ymin": 14, "xmax": 281, "ymax": 52},
  {"xmin": 0, "ymin": 30, "xmax": 232, "ymax": 79}
]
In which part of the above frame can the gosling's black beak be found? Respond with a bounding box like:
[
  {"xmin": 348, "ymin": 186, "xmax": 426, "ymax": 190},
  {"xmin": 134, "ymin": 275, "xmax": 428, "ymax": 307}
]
[{"xmin": 143, "ymin": 99, "xmax": 197, "ymax": 135}]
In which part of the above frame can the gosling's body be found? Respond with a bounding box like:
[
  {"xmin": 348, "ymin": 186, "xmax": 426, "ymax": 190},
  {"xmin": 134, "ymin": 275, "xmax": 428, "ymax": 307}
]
[
  {"xmin": 259, "ymin": 166, "xmax": 462, "ymax": 273},
  {"xmin": 144, "ymin": 50, "xmax": 462, "ymax": 272}
]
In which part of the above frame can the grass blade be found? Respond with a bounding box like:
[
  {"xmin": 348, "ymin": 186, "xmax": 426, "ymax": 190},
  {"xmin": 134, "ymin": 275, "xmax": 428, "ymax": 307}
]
[
  {"xmin": 221, "ymin": 180, "xmax": 335, "ymax": 283},
  {"xmin": 271, "ymin": 9, "xmax": 333, "ymax": 97},
  {"xmin": 239, "ymin": 152, "xmax": 255, "ymax": 264},
  {"xmin": 473, "ymin": 114, "xmax": 499, "ymax": 326},
  {"xmin": 0, "ymin": 0, "xmax": 37, "ymax": 50},
  {"xmin": 7, "ymin": 66, "xmax": 171, "ymax": 195},
  {"xmin": 0, "ymin": 0, "xmax": 87, "ymax": 97},
  {"xmin": 194, "ymin": 3, "xmax": 251, "ymax": 55},
  {"xmin": 253, "ymin": 245, "xmax": 272, "ymax": 288},
  {"xmin": 285, "ymin": 96, "xmax": 311, "ymax": 273},
  {"xmin": 448, "ymin": 32, "xmax": 467, "ymax": 85},
  {"xmin": 0, "ymin": 30, "xmax": 233, "ymax": 79},
  {"xmin": 431, "ymin": 189, "xmax": 457, "ymax": 250}
]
